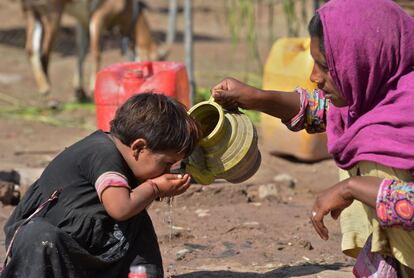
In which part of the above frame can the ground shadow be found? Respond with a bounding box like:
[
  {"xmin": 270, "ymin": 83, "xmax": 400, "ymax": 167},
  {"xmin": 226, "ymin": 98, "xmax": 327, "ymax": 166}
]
[
  {"xmin": 0, "ymin": 26, "xmax": 223, "ymax": 57},
  {"xmin": 174, "ymin": 262, "xmax": 351, "ymax": 278},
  {"xmin": 269, "ymin": 151, "xmax": 333, "ymax": 164},
  {"xmin": 152, "ymin": 4, "xmax": 213, "ymax": 15}
]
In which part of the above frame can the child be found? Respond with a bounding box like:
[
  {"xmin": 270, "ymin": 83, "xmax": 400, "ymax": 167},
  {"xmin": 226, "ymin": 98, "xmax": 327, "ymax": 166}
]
[{"xmin": 1, "ymin": 93, "xmax": 201, "ymax": 278}]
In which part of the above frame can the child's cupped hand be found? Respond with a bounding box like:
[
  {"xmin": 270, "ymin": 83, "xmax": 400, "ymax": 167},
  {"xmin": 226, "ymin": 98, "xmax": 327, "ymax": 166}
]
[{"xmin": 150, "ymin": 173, "xmax": 191, "ymax": 198}]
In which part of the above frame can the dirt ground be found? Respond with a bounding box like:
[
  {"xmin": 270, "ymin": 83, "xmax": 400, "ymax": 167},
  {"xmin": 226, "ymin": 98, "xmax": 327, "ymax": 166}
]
[{"xmin": 0, "ymin": 1, "xmax": 354, "ymax": 277}]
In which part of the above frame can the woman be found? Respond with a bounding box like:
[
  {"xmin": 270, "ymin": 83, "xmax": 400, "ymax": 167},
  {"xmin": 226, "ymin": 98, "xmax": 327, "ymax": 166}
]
[{"xmin": 211, "ymin": 0, "xmax": 414, "ymax": 276}]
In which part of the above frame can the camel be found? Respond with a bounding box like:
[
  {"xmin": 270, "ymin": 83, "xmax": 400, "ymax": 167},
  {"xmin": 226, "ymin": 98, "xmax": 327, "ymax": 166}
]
[{"xmin": 21, "ymin": 0, "xmax": 168, "ymax": 102}]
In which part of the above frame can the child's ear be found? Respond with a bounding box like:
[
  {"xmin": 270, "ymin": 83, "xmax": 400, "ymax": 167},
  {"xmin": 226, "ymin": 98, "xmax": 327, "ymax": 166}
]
[{"xmin": 130, "ymin": 138, "xmax": 147, "ymax": 158}]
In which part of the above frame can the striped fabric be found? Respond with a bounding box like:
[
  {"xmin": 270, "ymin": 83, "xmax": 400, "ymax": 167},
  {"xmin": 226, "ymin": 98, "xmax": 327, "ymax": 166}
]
[{"xmin": 95, "ymin": 171, "xmax": 130, "ymax": 200}]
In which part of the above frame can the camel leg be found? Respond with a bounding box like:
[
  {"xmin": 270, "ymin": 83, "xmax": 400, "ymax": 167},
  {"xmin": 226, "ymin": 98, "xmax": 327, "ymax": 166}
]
[
  {"xmin": 25, "ymin": 11, "xmax": 50, "ymax": 95},
  {"xmin": 73, "ymin": 22, "xmax": 90, "ymax": 102},
  {"xmin": 134, "ymin": 6, "xmax": 161, "ymax": 61},
  {"xmin": 40, "ymin": 12, "xmax": 61, "ymax": 77},
  {"xmin": 88, "ymin": 11, "xmax": 105, "ymax": 93},
  {"xmin": 118, "ymin": 0, "xmax": 137, "ymax": 61}
]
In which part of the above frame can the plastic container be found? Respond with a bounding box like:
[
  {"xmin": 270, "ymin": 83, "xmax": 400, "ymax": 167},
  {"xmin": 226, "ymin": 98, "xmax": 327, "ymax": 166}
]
[
  {"xmin": 261, "ymin": 37, "xmax": 330, "ymax": 161},
  {"xmin": 128, "ymin": 265, "xmax": 147, "ymax": 278},
  {"xmin": 186, "ymin": 99, "xmax": 261, "ymax": 185},
  {"xmin": 94, "ymin": 61, "xmax": 190, "ymax": 131}
]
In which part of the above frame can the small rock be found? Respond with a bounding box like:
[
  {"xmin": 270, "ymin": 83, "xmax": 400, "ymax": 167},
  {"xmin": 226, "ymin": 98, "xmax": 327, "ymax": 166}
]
[
  {"xmin": 176, "ymin": 248, "xmax": 191, "ymax": 260},
  {"xmin": 299, "ymin": 239, "xmax": 314, "ymax": 250},
  {"xmin": 183, "ymin": 243, "xmax": 208, "ymax": 251},
  {"xmin": 243, "ymin": 221, "xmax": 259, "ymax": 226},
  {"xmin": 265, "ymin": 263, "xmax": 277, "ymax": 268},
  {"xmin": 15, "ymin": 167, "xmax": 44, "ymax": 196},
  {"xmin": 172, "ymin": 226, "xmax": 185, "ymax": 231},
  {"xmin": 258, "ymin": 183, "xmax": 279, "ymax": 200},
  {"xmin": 273, "ymin": 173, "xmax": 297, "ymax": 188},
  {"xmin": 195, "ymin": 209, "xmax": 210, "ymax": 217},
  {"xmin": 245, "ymin": 188, "xmax": 257, "ymax": 202}
]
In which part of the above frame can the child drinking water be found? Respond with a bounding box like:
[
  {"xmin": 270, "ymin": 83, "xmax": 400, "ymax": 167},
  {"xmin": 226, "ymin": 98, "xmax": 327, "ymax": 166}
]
[{"xmin": 1, "ymin": 93, "xmax": 202, "ymax": 278}]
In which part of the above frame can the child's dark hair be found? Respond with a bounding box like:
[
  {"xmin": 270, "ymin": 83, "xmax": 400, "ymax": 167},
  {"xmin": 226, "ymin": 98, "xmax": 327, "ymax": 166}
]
[
  {"xmin": 110, "ymin": 93, "xmax": 202, "ymax": 157},
  {"xmin": 308, "ymin": 12, "xmax": 325, "ymax": 54}
]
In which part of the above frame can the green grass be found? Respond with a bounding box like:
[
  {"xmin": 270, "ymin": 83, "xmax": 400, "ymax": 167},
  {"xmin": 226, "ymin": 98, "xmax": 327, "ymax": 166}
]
[
  {"xmin": 0, "ymin": 102, "xmax": 96, "ymax": 129},
  {"xmin": 60, "ymin": 102, "xmax": 95, "ymax": 112},
  {"xmin": 0, "ymin": 82, "xmax": 262, "ymax": 128}
]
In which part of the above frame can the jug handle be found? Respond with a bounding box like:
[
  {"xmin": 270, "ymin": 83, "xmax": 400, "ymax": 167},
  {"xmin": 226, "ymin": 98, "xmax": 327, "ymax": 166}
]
[{"xmin": 208, "ymin": 92, "xmax": 239, "ymax": 112}]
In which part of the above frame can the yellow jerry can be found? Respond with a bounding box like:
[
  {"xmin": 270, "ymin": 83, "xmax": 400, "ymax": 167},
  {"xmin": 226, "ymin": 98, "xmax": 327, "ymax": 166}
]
[{"xmin": 261, "ymin": 37, "xmax": 330, "ymax": 161}]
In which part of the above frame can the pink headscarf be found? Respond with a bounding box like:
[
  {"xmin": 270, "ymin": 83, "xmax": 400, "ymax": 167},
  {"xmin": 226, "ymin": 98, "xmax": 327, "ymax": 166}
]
[{"xmin": 318, "ymin": 0, "xmax": 414, "ymax": 174}]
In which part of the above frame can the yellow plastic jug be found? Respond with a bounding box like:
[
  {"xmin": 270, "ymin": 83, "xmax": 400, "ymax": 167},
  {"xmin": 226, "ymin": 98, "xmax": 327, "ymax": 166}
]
[
  {"xmin": 261, "ymin": 37, "xmax": 330, "ymax": 161},
  {"xmin": 186, "ymin": 99, "xmax": 261, "ymax": 185}
]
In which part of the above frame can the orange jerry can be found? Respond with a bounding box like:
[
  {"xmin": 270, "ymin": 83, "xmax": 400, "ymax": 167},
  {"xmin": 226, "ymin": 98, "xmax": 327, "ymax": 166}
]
[
  {"xmin": 94, "ymin": 61, "xmax": 190, "ymax": 131},
  {"xmin": 261, "ymin": 38, "xmax": 330, "ymax": 161}
]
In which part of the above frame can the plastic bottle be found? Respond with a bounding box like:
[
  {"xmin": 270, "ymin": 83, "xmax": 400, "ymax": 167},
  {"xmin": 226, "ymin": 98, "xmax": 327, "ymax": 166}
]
[{"xmin": 128, "ymin": 265, "xmax": 147, "ymax": 278}]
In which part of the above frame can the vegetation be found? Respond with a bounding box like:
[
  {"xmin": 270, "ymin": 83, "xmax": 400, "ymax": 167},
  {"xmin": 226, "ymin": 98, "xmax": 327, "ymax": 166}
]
[
  {"xmin": 226, "ymin": 0, "xmax": 313, "ymax": 75},
  {"xmin": 0, "ymin": 102, "xmax": 95, "ymax": 129}
]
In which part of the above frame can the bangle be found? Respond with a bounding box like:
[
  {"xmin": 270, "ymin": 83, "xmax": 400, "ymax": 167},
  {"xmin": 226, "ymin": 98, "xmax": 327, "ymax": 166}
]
[{"xmin": 147, "ymin": 180, "xmax": 161, "ymax": 199}]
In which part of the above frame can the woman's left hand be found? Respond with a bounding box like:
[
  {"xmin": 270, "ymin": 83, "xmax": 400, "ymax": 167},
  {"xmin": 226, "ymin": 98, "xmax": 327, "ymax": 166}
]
[{"xmin": 310, "ymin": 180, "xmax": 354, "ymax": 240}]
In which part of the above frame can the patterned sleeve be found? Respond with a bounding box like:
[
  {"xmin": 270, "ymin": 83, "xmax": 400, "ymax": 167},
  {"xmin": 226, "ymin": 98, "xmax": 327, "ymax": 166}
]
[
  {"xmin": 376, "ymin": 179, "xmax": 414, "ymax": 230},
  {"xmin": 282, "ymin": 87, "xmax": 329, "ymax": 133}
]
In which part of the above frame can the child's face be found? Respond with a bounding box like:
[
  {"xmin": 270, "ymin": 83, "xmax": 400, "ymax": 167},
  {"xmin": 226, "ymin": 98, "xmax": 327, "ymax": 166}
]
[{"xmin": 131, "ymin": 148, "xmax": 185, "ymax": 180}]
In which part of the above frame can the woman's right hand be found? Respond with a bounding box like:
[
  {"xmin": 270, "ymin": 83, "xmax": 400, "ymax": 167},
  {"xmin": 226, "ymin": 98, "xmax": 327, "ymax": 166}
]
[
  {"xmin": 150, "ymin": 173, "xmax": 191, "ymax": 198},
  {"xmin": 211, "ymin": 77, "xmax": 259, "ymax": 110},
  {"xmin": 310, "ymin": 180, "xmax": 354, "ymax": 240}
]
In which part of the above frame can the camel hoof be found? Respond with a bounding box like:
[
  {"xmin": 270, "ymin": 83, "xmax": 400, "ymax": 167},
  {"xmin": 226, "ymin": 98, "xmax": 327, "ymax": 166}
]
[
  {"xmin": 39, "ymin": 87, "xmax": 50, "ymax": 96},
  {"xmin": 156, "ymin": 47, "xmax": 170, "ymax": 61},
  {"xmin": 75, "ymin": 88, "xmax": 92, "ymax": 103},
  {"xmin": 46, "ymin": 99, "xmax": 60, "ymax": 110}
]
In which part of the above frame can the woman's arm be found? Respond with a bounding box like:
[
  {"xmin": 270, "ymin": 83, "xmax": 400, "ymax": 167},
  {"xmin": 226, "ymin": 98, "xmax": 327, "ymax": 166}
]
[
  {"xmin": 211, "ymin": 77, "xmax": 301, "ymax": 122},
  {"xmin": 310, "ymin": 176, "xmax": 382, "ymax": 240},
  {"xmin": 344, "ymin": 176, "xmax": 381, "ymax": 207},
  {"xmin": 311, "ymin": 176, "xmax": 414, "ymax": 240},
  {"xmin": 211, "ymin": 78, "xmax": 329, "ymax": 133}
]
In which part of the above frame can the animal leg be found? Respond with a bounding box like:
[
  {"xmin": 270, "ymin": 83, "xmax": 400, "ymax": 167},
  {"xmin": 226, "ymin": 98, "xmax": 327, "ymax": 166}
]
[
  {"xmin": 134, "ymin": 7, "xmax": 164, "ymax": 61},
  {"xmin": 88, "ymin": 11, "xmax": 105, "ymax": 93},
  {"xmin": 40, "ymin": 13, "xmax": 61, "ymax": 75},
  {"xmin": 25, "ymin": 11, "xmax": 50, "ymax": 95},
  {"xmin": 73, "ymin": 22, "xmax": 90, "ymax": 102}
]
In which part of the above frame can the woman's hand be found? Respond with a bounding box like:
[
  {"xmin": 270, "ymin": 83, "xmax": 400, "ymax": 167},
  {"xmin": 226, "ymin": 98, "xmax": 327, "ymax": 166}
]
[
  {"xmin": 150, "ymin": 173, "xmax": 191, "ymax": 198},
  {"xmin": 310, "ymin": 179, "xmax": 354, "ymax": 240},
  {"xmin": 211, "ymin": 77, "xmax": 259, "ymax": 110},
  {"xmin": 310, "ymin": 176, "xmax": 382, "ymax": 240}
]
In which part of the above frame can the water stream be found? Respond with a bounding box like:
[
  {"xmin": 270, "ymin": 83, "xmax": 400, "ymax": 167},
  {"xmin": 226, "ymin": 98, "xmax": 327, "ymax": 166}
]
[{"xmin": 165, "ymin": 196, "xmax": 177, "ymax": 278}]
